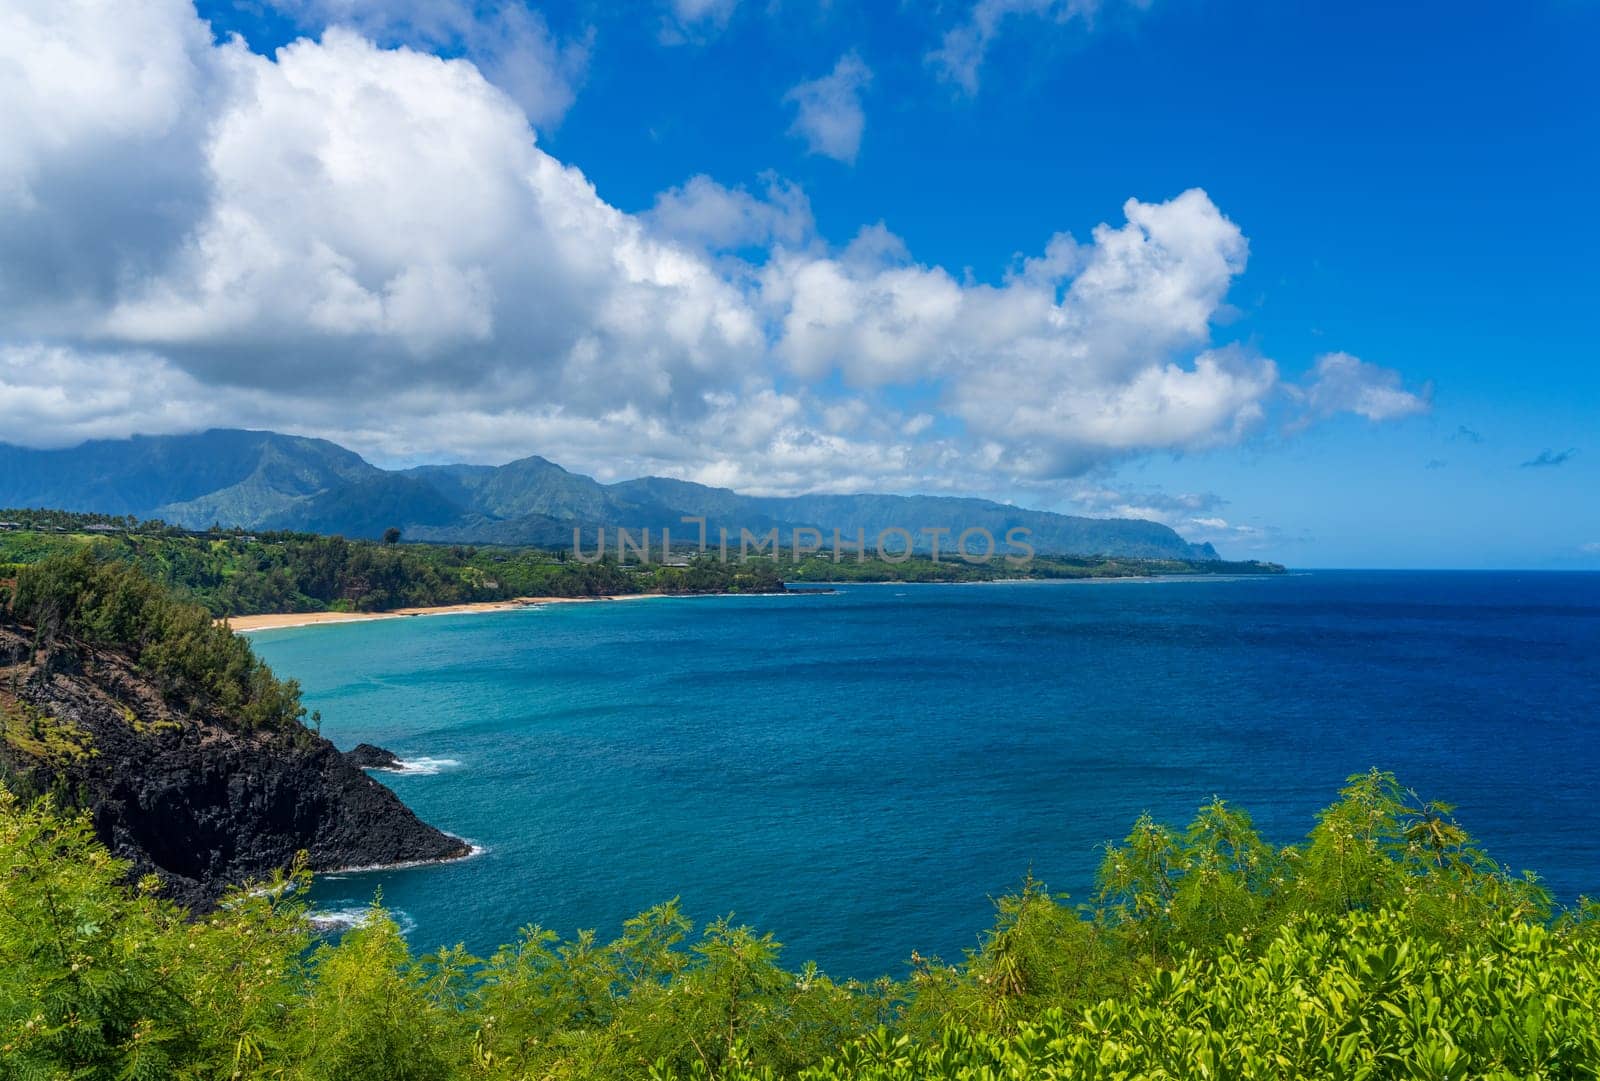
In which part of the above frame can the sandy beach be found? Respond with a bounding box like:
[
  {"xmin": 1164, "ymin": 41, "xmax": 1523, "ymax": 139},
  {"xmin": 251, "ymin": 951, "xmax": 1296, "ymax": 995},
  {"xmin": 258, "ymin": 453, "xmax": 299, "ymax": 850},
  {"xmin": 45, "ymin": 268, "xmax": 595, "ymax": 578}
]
[{"xmin": 222, "ymin": 593, "xmax": 668, "ymax": 632}]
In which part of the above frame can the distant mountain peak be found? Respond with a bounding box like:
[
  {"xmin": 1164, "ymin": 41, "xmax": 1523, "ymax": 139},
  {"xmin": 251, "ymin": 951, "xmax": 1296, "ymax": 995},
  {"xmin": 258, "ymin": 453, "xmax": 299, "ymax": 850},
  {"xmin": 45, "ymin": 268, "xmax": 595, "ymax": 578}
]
[{"xmin": 0, "ymin": 431, "xmax": 1226, "ymax": 561}]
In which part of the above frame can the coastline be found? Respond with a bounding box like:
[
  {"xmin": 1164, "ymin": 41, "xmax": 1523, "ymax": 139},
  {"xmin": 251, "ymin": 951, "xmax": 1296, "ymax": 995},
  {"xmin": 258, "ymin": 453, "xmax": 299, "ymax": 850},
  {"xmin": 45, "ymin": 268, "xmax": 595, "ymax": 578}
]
[
  {"xmin": 321, "ymin": 837, "xmax": 488, "ymax": 877},
  {"xmin": 218, "ymin": 577, "xmax": 1262, "ymax": 632},
  {"xmin": 223, "ymin": 593, "xmax": 668, "ymax": 632}
]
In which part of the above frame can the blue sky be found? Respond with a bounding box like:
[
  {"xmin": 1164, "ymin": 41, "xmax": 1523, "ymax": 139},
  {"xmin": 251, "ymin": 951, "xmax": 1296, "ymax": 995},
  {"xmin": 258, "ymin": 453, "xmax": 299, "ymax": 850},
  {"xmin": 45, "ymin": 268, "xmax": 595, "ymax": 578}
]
[{"xmin": 2, "ymin": 0, "xmax": 1596, "ymax": 567}]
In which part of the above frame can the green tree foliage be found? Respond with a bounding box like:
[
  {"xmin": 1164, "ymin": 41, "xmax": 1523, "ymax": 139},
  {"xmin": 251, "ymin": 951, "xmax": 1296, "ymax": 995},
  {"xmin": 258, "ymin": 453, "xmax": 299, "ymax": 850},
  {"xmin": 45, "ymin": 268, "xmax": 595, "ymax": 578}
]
[
  {"xmin": 726, "ymin": 912, "xmax": 1600, "ymax": 1080},
  {"xmin": 0, "ymin": 527, "xmax": 791, "ymax": 617},
  {"xmin": 0, "ymin": 787, "xmax": 310, "ymax": 1079},
  {"xmin": 0, "ymin": 509, "xmax": 166, "ymax": 534},
  {"xmin": 1, "ymin": 513, "xmax": 1284, "ymax": 622},
  {"xmin": 294, "ymin": 910, "xmax": 463, "ymax": 1081},
  {"xmin": 10, "ymin": 551, "xmax": 306, "ymax": 732},
  {"xmin": 3, "ymin": 772, "xmax": 1598, "ymax": 1079}
]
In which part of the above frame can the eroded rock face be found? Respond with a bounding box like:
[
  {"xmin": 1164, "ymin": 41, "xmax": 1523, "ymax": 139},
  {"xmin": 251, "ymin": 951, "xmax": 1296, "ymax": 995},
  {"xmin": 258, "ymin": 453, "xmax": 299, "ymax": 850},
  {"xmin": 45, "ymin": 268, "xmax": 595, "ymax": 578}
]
[
  {"xmin": 344, "ymin": 743, "xmax": 403, "ymax": 771},
  {"xmin": 0, "ymin": 621, "xmax": 468, "ymax": 909}
]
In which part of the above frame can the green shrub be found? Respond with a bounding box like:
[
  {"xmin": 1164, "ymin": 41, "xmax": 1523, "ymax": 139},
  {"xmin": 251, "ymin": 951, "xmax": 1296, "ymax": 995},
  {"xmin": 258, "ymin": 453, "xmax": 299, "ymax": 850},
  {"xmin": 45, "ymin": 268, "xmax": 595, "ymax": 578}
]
[
  {"xmin": 734, "ymin": 912, "xmax": 1600, "ymax": 1080},
  {"xmin": 0, "ymin": 771, "xmax": 1593, "ymax": 1079},
  {"xmin": 11, "ymin": 551, "xmax": 306, "ymax": 732}
]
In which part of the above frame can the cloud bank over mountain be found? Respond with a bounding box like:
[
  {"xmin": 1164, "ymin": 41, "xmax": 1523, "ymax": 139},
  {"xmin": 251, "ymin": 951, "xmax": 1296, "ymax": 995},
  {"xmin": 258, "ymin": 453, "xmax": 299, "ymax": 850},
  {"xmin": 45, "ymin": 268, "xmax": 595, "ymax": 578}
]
[{"xmin": 0, "ymin": 0, "xmax": 1426, "ymax": 503}]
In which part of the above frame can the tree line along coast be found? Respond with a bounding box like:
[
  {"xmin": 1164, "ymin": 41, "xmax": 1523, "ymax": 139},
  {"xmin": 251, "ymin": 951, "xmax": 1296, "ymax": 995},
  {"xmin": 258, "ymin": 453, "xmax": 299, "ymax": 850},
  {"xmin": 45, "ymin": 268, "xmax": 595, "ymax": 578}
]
[{"xmin": 0, "ymin": 508, "xmax": 1283, "ymax": 622}]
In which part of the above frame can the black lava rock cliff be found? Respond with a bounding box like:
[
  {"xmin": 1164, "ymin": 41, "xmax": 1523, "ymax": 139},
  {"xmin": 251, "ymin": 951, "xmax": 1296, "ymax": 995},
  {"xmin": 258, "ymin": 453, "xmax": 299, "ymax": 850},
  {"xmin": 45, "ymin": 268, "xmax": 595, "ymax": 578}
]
[{"xmin": 0, "ymin": 620, "xmax": 468, "ymax": 909}]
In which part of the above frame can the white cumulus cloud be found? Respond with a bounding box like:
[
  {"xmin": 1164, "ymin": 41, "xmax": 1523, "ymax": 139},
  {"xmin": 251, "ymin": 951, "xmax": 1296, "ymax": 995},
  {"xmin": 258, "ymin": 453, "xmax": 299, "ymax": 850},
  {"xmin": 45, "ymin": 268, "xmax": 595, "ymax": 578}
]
[
  {"xmin": 784, "ymin": 53, "xmax": 873, "ymax": 165},
  {"xmin": 265, "ymin": 0, "xmax": 592, "ymax": 131},
  {"xmin": 764, "ymin": 189, "xmax": 1273, "ymax": 474},
  {"xmin": 0, "ymin": 0, "xmax": 1425, "ymax": 508},
  {"xmin": 1294, "ymin": 351, "xmax": 1432, "ymax": 426},
  {"xmin": 646, "ymin": 174, "xmax": 816, "ymax": 253},
  {"xmin": 90, "ymin": 26, "xmax": 760, "ymax": 420},
  {"xmin": 0, "ymin": 344, "xmax": 222, "ymax": 447}
]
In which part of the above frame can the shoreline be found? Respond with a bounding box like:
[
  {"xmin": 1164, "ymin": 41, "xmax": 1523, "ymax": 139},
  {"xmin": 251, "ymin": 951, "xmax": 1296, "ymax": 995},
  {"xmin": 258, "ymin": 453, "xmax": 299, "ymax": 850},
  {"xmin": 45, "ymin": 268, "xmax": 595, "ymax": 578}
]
[
  {"xmin": 223, "ymin": 593, "xmax": 669, "ymax": 632},
  {"xmin": 320, "ymin": 837, "xmax": 488, "ymax": 878},
  {"xmin": 220, "ymin": 578, "xmax": 1268, "ymax": 631}
]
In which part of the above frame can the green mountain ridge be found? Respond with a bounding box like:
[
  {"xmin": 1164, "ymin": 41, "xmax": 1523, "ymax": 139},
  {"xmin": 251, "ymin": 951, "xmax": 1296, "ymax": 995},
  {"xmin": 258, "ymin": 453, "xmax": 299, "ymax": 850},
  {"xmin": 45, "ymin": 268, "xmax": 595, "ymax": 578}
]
[
  {"xmin": 0, "ymin": 431, "xmax": 376, "ymax": 521},
  {"xmin": 0, "ymin": 429, "xmax": 1224, "ymax": 560}
]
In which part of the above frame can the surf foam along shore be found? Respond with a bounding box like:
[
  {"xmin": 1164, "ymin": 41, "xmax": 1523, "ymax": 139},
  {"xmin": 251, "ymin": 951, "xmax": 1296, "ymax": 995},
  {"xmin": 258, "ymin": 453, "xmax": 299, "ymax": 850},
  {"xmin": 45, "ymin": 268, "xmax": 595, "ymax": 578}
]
[
  {"xmin": 344, "ymin": 744, "xmax": 465, "ymax": 776},
  {"xmin": 320, "ymin": 838, "xmax": 487, "ymax": 877},
  {"xmin": 307, "ymin": 906, "xmax": 419, "ymax": 936},
  {"xmin": 375, "ymin": 756, "xmax": 461, "ymax": 776}
]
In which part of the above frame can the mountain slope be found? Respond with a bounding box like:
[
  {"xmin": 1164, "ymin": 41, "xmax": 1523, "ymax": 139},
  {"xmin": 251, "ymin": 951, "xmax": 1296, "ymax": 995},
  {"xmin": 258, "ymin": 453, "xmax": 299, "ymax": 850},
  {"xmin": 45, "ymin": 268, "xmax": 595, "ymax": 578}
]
[
  {"xmin": 1, "ymin": 430, "xmax": 1223, "ymax": 559},
  {"xmin": 744, "ymin": 493, "xmax": 1219, "ymax": 560},
  {"xmin": 261, "ymin": 473, "xmax": 467, "ymax": 537},
  {"xmin": 0, "ymin": 430, "xmax": 378, "ymax": 527}
]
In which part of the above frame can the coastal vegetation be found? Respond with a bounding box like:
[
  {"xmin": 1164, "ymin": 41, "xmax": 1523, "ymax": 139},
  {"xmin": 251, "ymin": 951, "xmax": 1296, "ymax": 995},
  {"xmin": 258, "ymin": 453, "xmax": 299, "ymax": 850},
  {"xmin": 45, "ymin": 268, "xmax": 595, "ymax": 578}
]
[
  {"xmin": 2, "ymin": 770, "xmax": 1596, "ymax": 1079},
  {"xmin": 9, "ymin": 550, "xmax": 306, "ymax": 733},
  {"xmin": 2, "ymin": 556, "xmax": 1595, "ymax": 1078},
  {"xmin": 1, "ymin": 555, "xmax": 470, "ymax": 906},
  {"xmin": 0, "ymin": 510, "xmax": 1280, "ymax": 619},
  {"xmin": 0, "ymin": 513, "xmax": 787, "ymax": 615}
]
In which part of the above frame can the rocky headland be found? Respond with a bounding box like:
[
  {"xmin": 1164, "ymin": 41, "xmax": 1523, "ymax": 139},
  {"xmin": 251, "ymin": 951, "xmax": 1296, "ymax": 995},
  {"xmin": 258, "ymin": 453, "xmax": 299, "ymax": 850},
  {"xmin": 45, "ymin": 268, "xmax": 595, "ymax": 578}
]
[{"xmin": 0, "ymin": 618, "xmax": 468, "ymax": 909}]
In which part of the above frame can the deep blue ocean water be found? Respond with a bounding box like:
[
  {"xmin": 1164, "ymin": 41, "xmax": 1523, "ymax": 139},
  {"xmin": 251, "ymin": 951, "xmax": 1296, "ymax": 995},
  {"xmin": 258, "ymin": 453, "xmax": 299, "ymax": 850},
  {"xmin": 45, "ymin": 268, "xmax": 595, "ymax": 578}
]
[{"xmin": 249, "ymin": 572, "xmax": 1600, "ymax": 979}]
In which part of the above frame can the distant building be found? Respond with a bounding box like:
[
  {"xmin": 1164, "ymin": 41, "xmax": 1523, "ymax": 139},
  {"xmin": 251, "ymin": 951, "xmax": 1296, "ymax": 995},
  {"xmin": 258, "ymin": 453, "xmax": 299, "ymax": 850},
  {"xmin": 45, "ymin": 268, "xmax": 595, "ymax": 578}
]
[
  {"xmin": 0, "ymin": 521, "xmax": 20, "ymax": 530},
  {"xmin": 84, "ymin": 523, "xmax": 120, "ymax": 533}
]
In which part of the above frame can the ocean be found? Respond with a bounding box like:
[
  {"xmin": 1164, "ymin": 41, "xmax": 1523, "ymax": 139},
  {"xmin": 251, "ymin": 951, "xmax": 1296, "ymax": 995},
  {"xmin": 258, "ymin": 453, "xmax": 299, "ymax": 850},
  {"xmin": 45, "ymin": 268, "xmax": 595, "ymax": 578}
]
[{"xmin": 249, "ymin": 571, "xmax": 1600, "ymax": 979}]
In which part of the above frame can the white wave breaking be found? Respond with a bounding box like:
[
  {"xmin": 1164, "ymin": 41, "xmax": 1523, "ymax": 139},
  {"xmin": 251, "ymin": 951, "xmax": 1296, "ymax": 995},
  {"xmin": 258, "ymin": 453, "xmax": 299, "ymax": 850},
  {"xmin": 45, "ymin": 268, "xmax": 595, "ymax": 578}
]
[
  {"xmin": 307, "ymin": 906, "xmax": 417, "ymax": 936},
  {"xmin": 368, "ymin": 756, "xmax": 462, "ymax": 775},
  {"xmin": 321, "ymin": 839, "xmax": 486, "ymax": 877}
]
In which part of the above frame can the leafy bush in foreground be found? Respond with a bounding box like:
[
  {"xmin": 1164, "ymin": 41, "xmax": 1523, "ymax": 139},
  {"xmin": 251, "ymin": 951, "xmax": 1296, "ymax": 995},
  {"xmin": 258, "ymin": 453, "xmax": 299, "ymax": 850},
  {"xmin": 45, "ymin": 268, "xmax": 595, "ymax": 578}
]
[
  {"xmin": 718, "ymin": 915, "xmax": 1600, "ymax": 1080},
  {"xmin": 2, "ymin": 772, "xmax": 1597, "ymax": 1080}
]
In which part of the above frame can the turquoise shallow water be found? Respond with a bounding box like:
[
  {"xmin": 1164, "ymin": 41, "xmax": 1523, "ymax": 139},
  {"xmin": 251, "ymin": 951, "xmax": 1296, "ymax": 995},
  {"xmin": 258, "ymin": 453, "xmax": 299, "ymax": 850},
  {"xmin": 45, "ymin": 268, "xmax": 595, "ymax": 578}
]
[{"xmin": 250, "ymin": 572, "xmax": 1600, "ymax": 978}]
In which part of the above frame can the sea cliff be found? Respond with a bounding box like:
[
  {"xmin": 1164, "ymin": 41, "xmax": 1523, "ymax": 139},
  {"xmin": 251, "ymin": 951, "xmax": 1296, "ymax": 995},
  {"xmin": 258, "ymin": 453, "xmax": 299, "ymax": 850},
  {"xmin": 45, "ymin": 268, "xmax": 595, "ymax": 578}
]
[{"xmin": 0, "ymin": 618, "xmax": 468, "ymax": 908}]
